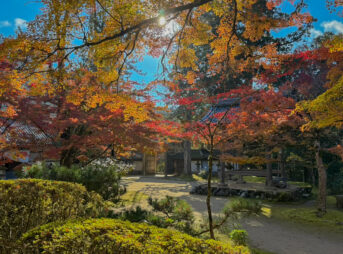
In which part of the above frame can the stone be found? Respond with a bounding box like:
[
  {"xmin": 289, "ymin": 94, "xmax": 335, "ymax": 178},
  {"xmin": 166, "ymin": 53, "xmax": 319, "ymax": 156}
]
[
  {"xmin": 302, "ymin": 193, "xmax": 311, "ymax": 198},
  {"xmin": 240, "ymin": 191, "xmax": 248, "ymax": 198}
]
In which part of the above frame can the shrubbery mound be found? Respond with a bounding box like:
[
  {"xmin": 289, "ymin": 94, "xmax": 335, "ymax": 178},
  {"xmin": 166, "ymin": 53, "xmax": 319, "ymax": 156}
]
[
  {"xmin": 21, "ymin": 218, "xmax": 250, "ymax": 254},
  {"xmin": 0, "ymin": 179, "xmax": 109, "ymax": 250}
]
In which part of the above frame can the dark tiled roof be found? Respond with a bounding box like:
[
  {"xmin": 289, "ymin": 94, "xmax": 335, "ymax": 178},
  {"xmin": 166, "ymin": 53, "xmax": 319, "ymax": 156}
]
[
  {"xmin": 169, "ymin": 149, "xmax": 221, "ymax": 160},
  {"xmin": 0, "ymin": 119, "xmax": 52, "ymax": 146},
  {"xmin": 201, "ymin": 98, "xmax": 240, "ymax": 123}
]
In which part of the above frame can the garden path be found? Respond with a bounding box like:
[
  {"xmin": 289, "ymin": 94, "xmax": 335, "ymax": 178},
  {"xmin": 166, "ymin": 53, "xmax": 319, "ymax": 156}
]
[{"xmin": 122, "ymin": 176, "xmax": 343, "ymax": 254}]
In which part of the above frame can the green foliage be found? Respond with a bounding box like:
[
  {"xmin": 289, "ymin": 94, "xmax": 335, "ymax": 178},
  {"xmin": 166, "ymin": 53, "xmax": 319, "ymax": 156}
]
[
  {"xmin": 0, "ymin": 179, "xmax": 110, "ymax": 251},
  {"xmin": 223, "ymin": 199, "xmax": 262, "ymax": 217},
  {"xmin": 110, "ymin": 196, "xmax": 196, "ymax": 235},
  {"xmin": 19, "ymin": 218, "xmax": 250, "ymax": 253},
  {"xmin": 23, "ymin": 159, "xmax": 129, "ymax": 202},
  {"xmin": 148, "ymin": 196, "xmax": 195, "ymax": 234},
  {"xmin": 109, "ymin": 206, "xmax": 150, "ymax": 222},
  {"xmin": 79, "ymin": 160, "xmax": 128, "ymax": 202},
  {"xmin": 23, "ymin": 162, "xmax": 81, "ymax": 181},
  {"xmin": 230, "ymin": 229, "xmax": 248, "ymax": 246}
]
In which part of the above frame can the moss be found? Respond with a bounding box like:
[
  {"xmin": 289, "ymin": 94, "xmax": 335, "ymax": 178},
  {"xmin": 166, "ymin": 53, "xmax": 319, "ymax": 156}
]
[
  {"xmin": 243, "ymin": 176, "xmax": 265, "ymax": 183},
  {"xmin": 270, "ymin": 207, "xmax": 343, "ymax": 233},
  {"xmin": 243, "ymin": 176, "xmax": 312, "ymax": 189},
  {"xmin": 288, "ymin": 181, "xmax": 312, "ymax": 188}
]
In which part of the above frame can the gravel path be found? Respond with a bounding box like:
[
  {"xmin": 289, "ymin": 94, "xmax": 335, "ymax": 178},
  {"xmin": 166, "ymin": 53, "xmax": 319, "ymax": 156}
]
[{"xmin": 122, "ymin": 176, "xmax": 343, "ymax": 254}]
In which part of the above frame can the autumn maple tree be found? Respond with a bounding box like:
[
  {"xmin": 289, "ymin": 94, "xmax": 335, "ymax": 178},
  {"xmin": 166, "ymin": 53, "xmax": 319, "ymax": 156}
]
[{"xmin": 0, "ymin": 0, "xmax": 319, "ymax": 239}]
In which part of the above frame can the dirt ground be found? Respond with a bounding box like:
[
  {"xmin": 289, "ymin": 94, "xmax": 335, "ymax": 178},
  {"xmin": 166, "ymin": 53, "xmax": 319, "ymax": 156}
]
[{"xmin": 121, "ymin": 176, "xmax": 343, "ymax": 254}]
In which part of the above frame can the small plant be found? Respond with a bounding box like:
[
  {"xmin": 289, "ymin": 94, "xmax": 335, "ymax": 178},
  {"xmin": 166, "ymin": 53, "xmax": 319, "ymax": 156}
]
[
  {"xmin": 224, "ymin": 198, "xmax": 262, "ymax": 216},
  {"xmin": 148, "ymin": 196, "xmax": 195, "ymax": 234},
  {"xmin": 230, "ymin": 229, "xmax": 248, "ymax": 246}
]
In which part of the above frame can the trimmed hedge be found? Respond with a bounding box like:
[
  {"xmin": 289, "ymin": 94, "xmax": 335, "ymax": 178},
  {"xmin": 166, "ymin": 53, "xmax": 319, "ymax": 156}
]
[
  {"xmin": 20, "ymin": 218, "xmax": 250, "ymax": 254},
  {"xmin": 0, "ymin": 179, "xmax": 110, "ymax": 251},
  {"xmin": 22, "ymin": 160, "xmax": 128, "ymax": 202}
]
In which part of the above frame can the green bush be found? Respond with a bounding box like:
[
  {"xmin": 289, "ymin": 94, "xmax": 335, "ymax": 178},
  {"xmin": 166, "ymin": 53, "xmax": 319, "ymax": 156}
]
[
  {"xmin": 230, "ymin": 229, "xmax": 248, "ymax": 246},
  {"xmin": 224, "ymin": 198, "xmax": 262, "ymax": 216},
  {"xmin": 22, "ymin": 159, "xmax": 129, "ymax": 202},
  {"xmin": 20, "ymin": 218, "xmax": 250, "ymax": 253},
  {"xmin": 109, "ymin": 205, "xmax": 150, "ymax": 222},
  {"xmin": 0, "ymin": 179, "xmax": 110, "ymax": 251},
  {"xmin": 109, "ymin": 196, "xmax": 196, "ymax": 235},
  {"xmin": 148, "ymin": 196, "xmax": 195, "ymax": 234},
  {"xmin": 79, "ymin": 160, "xmax": 128, "ymax": 202}
]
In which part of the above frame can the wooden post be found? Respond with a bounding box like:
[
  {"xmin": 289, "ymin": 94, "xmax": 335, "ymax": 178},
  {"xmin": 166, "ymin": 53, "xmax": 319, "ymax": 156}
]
[
  {"xmin": 154, "ymin": 154, "xmax": 157, "ymax": 175},
  {"xmin": 164, "ymin": 152, "xmax": 168, "ymax": 177},
  {"xmin": 279, "ymin": 149, "xmax": 286, "ymax": 179},
  {"xmin": 0, "ymin": 166, "xmax": 6, "ymax": 180},
  {"xmin": 266, "ymin": 153, "xmax": 273, "ymax": 187},
  {"xmin": 184, "ymin": 140, "xmax": 192, "ymax": 176},
  {"xmin": 142, "ymin": 153, "xmax": 146, "ymax": 176},
  {"xmin": 219, "ymin": 161, "xmax": 227, "ymax": 186}
]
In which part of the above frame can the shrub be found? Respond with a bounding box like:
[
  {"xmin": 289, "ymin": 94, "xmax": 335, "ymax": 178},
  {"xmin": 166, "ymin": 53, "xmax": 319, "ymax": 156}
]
[
  {"xmin": 22, "ymin": 162, "xmax": 82, "ymax": 182},
  {"xmin": 20, "ymin": 218, "xmax": 250, "ymax": 254},
  {"xmin": 230, "ymin": 229, "xmax": 248, "ymax": 246},
  {"xmin": 79, "ymin": 159, "xmax": 128, "ymax": 202},
  {"xmin": 22, "ymin": 159, "xmax": 129, "ymax": 202},
  {"xmin": 109, "ymin": 196, "xmax": 196, "ymax": 235},
  {"xmin": 224, "ymin": 198, "xmax": 262, "ymax": 216},
  {"xmin": 148, "ymin": 196, "xmax": 195, "ymax": 234},
  {"xmin": 109, "ymin": 205, "xmax": 150, "ymax": 222},
  {"xmin": 0, "ymin": 179, "xmax": 110, "ymax": 251}
]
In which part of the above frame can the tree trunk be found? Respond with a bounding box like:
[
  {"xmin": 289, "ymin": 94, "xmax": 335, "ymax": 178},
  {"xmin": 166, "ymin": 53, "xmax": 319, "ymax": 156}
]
[
  {"xmin": 60, "ymin": 148, "xmax": 74, "ymax": 168},
  {"xmin": 315, "ymin": 139, "xmax": 327, "ymax": 216},
  {"xmin": 266, "ymin": 154, "xmax": 273, "ymax": 187},
  {"xmin": 184, "ymin": 140, "xmax": 192, "ymax": 176},
  {"xmin": 207, "ymin": 136, "xmax": 215, "ymax": 239}
]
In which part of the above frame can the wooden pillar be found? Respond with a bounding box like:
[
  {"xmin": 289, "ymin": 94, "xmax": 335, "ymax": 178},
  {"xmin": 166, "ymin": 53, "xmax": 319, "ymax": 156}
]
[
  {"xmin": 183, "ymin": 140, "xmax": 192, "ymax": 176},
  {"xmin": 266, "ymin": 154, "xmax": 273, "ymax": 187},
  {"xmin": 219, "ymin": 161, "xmax": 227, "ymax": 186},
  {"xmin": 154, "ymin": 154, "xmax": 157, "ymax": 175},
  {"xmin": 142, "ymin": 153, "xmax": 146, "ymax": 176},
  {"xmin": 164, "ymin": 152, "xmax": 168, "ymax": 177},
  {"xmin": 279, "ymin": 149, "xmax": 286, "ymax": 179},
  {"xmin": 0, "ymin": 166, "xmax": 6, "ymax": 180}
]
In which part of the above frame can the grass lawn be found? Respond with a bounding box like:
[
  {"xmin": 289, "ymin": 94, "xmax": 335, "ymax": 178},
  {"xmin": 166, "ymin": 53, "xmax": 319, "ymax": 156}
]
[
  {"xmin": 251, "ymin": 248, "xmax": 276, "ymax": 254},
  {"xmin": 261, "ymin": 202, "xmax": 343, "ymax": 233},
  {"xmin": 243, "ymin": 176, "xmax": 312, "ymax": 188},
  {"xmin": 118, "ymin": 191, "xmax": 149, "ymax": 206}
]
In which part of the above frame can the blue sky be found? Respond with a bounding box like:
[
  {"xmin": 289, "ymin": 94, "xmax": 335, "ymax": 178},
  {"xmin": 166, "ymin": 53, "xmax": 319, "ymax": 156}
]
[{"xmin": 0, "ymin": 0, "xmax": 342, "ymax": 85}]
